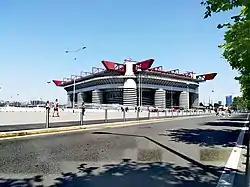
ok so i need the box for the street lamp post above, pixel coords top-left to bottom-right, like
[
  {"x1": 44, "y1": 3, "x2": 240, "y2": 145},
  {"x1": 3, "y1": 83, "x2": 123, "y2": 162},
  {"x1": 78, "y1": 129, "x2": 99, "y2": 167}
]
[
  {"x1": 209, "y1": 90, "x2": 214, "y2": 108},
  {"x1": 65, "y1": 45, "x2": 87, "y2": 112},
  {"x1": 137, "y1": 68, "x2": 142, "y2": 107},
  {"x1": 171, "y1": 85, "x2": 173, "y2": 109},
  {"x1": 72, "y1": 77, "x2": 76, "y2": 111},
  {"x1": 65, "y1": 46, "x2": 86, "y2": 54},
  {"x1": 140, "y1": 71, "x2": 142, "y2": 107},
  {"x1": 186, "y1": 83, "x2": 190, "y2": 109}
]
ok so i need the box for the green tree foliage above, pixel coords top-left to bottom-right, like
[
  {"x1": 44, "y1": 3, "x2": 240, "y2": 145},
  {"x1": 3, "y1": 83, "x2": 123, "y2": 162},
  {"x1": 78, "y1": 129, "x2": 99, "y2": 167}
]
[
  {"x1": 231, "y1": 96, "x2": 248, "y2": 110},
  {"x1": 201, "y1": 0, "x2": 250, "y2": 108}
]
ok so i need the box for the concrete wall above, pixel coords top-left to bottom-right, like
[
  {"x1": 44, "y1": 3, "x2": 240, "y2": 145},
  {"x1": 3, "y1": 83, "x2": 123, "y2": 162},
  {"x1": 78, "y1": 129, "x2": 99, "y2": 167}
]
[{"x1": 179, "y1": 91, "x2": 189, "y2": 109}]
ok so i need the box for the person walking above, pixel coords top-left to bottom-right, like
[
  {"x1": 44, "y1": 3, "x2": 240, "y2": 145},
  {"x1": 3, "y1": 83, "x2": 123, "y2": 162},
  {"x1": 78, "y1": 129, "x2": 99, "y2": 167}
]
[
  {"x1": 45, "y1": 100, "x2": 50, "y2": 111},
  {"x1": 53, "y1": 99, "x2": 59, "y2": 117},
  {"x1": 81, "y1": 101, "x2": 86, "y2": 116}
]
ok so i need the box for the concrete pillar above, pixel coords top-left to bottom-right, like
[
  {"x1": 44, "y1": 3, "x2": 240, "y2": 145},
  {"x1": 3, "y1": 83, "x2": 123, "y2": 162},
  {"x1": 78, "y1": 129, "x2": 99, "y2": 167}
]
[
  {"x1": 67, "y1": 93, "x2": 73, "y2": 108},
  {"x1": 92, "y1": 89, "x2": 102, "y2": 104},
  {"x1": 123, "y1": 79, "x2": 137, "y2": 107},
  {"x1": 192, "y1": 93, "x2": 199, "y2": 108},
  {"x1": 155, "y1": 89, "x2": 166, "y2": 108},
  {"x1": 179, "y1": 91, "x2": 189, "y2": 109}
]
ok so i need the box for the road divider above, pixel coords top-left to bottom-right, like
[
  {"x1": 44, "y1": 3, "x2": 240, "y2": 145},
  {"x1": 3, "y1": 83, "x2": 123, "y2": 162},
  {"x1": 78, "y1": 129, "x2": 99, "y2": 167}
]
[{"x1": 0, "y1": 114, "x2": 212, "y2": 140}]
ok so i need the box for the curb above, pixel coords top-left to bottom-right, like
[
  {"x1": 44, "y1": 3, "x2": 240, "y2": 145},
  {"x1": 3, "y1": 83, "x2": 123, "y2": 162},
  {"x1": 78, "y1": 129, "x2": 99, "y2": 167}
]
[{"x1": 0, "y1": 114, "x2": 212, "y2": 139}]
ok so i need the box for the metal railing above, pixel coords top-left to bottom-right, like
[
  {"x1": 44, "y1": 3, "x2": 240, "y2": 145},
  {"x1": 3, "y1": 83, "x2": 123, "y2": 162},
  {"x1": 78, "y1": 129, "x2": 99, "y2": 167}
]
[{"x1": 43, "y1": 107, "x2": 209, "y2": 129}]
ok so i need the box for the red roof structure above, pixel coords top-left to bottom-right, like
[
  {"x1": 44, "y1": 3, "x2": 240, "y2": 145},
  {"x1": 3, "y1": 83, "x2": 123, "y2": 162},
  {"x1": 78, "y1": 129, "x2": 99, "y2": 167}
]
[{"x1": 52, "y1": 59, "x2": 217, "y2": 87}]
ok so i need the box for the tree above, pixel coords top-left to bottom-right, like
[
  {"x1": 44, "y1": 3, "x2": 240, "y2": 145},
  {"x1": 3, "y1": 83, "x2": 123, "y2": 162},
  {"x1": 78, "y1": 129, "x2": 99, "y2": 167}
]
[
  {"x1": 231, "y1": 96, "x2": 248, "y2": 110},
  {"x1": 201, "y1": 0, "x2": 250, "y2": 108}
]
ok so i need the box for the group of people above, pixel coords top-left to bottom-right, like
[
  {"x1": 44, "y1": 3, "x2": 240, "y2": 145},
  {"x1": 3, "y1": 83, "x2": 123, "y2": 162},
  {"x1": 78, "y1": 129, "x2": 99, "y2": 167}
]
[
  {"x1": 45, "y1": 100, "x2": 86, "y2": 117},
  {"x1": 45, "y1": 99, "x2": 60, "y2": 117},
  {"x1": 214, "y1": 107, "x2": 232, "y2": 117}
]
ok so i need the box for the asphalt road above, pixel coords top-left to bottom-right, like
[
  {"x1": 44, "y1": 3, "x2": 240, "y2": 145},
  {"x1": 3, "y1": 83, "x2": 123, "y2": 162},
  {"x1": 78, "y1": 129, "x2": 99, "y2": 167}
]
[
  {"x1": 0, "y1": 114, "x2": 248, "y2": 187},
  {"x1": 0, "y1": 113, "x2": 201, "y2": 132}
]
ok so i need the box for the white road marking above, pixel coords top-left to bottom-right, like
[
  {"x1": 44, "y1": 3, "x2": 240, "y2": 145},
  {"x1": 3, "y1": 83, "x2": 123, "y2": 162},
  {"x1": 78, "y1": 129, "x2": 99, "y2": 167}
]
[{"x1": 216, "y1": 113, "x2": 249, "y2": 187}]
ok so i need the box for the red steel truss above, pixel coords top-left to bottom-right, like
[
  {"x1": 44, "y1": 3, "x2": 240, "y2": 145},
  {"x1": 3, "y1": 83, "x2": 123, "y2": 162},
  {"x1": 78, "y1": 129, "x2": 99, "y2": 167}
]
[
  {"x1": 80, "y1": 71, "x2": 92, "y2": 77},
  {"x1": 196, "y1": 73, "x2": 217, "y2": 81},
  {"x1": 92, "y1": 67, "x2": 105, "y2": 74},
  {"x1": 52, "y1": 58, "x2": 217, "y2": 86}
]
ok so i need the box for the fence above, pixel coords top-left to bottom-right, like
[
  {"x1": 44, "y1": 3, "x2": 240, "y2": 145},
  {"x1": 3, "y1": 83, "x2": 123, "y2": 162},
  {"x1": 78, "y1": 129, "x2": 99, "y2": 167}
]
[
  {"x1": 43, "y1": 108, "x2": 208, "y2": 129},
  {"x1": 0, "y1": 107, "x2": 211, "y2": 132}
]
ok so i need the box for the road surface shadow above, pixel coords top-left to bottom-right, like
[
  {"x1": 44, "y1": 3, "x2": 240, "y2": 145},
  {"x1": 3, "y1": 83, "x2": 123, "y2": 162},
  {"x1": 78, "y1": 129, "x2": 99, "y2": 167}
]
[
  {"x1": 0, "y1": 159, "x2": 246, "y2": 187},
  {"x1": 0, "y1": 131, "x2": 247, "y2": 187},
  {"x1": 165, "y1": 128, "x2": 248, "y2": 147},
  {"x1": 218, "y1": 118, "x2": 248, "y2": 122},
  {"x1": 202, "y1": 120, "x2": 246, "y2": 128},
  {"x1": 92, "y1": 131, "x2": 220, "y2": 175}
]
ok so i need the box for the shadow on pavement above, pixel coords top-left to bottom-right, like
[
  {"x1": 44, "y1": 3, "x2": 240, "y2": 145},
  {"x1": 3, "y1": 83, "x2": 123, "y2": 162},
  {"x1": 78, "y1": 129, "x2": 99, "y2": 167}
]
[
  {"x1": 165, "y1": 128, "x2": 247, "y2": 147},
  {"x1": 164, "y1": 114, "x2": 249, "y2": 147},
  {"x1": 0, "y1": 159, "x2": 231, "y2": 187},
  {"x1": 92, "y1": 132, "x2": 220, "y2": 175},
  {"x1": 0, "y1": 131, "x2": 247, "y2": 187},
  {"x1": 202, "y1": 120, "x2": 246, "y2": 128},
  {"x1": 218, "y1": 118, "x2": 248, "y2": 122}
]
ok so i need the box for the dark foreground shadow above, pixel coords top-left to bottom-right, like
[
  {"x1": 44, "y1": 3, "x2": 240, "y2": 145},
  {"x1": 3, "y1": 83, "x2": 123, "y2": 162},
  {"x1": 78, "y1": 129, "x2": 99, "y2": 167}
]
[
  {"x1": 203, "y1": 120, "x2": 246, "y2": 128},
  {"x1": 165, "y1": 128, "x2": 248, "y2": 147},
  {"x1": 1, "y1": 159, "x2": 246, "y2": 187},
  {"x1": 218, "y1": 118, "x2": 248, "y2": 122},
  {"x1": 0, "y1": 130, "x2": 247, "y2": 187}
]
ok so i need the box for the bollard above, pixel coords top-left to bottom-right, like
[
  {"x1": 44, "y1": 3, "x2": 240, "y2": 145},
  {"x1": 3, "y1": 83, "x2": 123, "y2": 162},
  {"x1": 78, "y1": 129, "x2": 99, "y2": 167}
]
[
  {"x1": 148, "y1": 110, "x2": 150, "y2": 119},
  {"x1": 171, "y1": 110, "x2": 173, "y2": 118},
  {"x1": 157, "y1": 110, "x2": 159, "y2": 119},
  {"x1": 45, "y1": 108, "x2": 50, "y2": 128},
  {"x1": 105, "y1": 108, "x2": 108, "y2": 123},
  {"x1": 123, "y1": 110, "x2": 126, "y2": 122},
  {"x1": 137, "y1": 110, "x2": 140, "y2": 121},
  {"x1": 80, "y1": 109, "x2": 84, "y2": 125},
  {"x1": 165, "y1": 110, "x2": 167, "y2": 117}
]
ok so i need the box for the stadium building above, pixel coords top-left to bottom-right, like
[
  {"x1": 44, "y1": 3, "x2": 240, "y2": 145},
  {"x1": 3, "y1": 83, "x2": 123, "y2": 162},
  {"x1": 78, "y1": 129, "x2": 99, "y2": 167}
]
[{"x1": 53, "y1": 59, "x2": 217, "y2": 109}]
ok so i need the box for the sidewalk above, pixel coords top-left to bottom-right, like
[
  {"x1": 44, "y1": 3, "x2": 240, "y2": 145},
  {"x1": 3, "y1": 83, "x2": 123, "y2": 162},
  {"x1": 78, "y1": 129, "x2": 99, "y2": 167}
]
[{"x1": 0, "y1": 109, "x2": 203, "y2": 126}]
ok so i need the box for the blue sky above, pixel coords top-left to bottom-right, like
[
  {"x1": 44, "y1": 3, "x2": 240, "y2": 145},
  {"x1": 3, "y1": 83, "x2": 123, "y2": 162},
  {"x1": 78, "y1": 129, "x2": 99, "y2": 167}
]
[{"x1": 0, "y1": 0, "x2": 241, "y2": 104}]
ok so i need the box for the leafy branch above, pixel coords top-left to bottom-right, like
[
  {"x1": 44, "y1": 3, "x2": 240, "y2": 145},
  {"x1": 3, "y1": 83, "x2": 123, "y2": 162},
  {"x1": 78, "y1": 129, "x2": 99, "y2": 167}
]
[{"x1": 201, "y1": 0, "x2": 250, "y2": 108}]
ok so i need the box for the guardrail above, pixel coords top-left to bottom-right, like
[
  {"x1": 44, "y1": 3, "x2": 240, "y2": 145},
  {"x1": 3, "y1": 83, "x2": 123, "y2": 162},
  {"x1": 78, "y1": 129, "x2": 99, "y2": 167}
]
[
  {"x1": 0, "y1": 107, "x2": 212, "y2": 133},
  {"x1": 43, "y1": 108, "x2": 209, "y2": 129}
]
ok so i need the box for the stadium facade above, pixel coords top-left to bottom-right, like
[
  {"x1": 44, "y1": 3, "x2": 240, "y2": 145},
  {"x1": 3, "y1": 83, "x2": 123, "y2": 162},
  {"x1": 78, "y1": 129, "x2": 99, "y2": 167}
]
[{"x1": 53, "y1": 59, "x2": 217, "y2": 109}]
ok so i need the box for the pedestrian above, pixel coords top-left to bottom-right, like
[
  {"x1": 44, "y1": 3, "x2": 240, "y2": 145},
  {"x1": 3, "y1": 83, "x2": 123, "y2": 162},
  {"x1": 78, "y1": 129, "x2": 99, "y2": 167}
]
[
  {"x1": 45, "y1": 100, "x2": 50, "y2": 111},
  {"x1": 81, "y1": 101, "x2": 85, "y2": 116},
  {"x1": 53, "y1": 99, "x2": 59, "y2": 117},
  {"x1": 125, "y1": 107, "x2": 128, "y2": 112}
]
